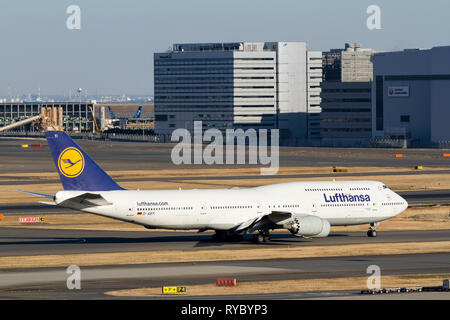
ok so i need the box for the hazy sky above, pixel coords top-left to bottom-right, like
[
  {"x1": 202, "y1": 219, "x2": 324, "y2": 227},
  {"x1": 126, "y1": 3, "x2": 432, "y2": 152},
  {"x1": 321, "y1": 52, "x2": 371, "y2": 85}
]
[{"x1": 1, "y1": 0, "x2": 449, "y2": 96}]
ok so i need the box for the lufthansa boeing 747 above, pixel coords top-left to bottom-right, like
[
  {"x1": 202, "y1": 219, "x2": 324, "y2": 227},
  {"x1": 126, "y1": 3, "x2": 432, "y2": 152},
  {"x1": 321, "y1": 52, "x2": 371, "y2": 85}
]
[{"x1": 20, "y1": 131, "x2": 408, "y2": 242}]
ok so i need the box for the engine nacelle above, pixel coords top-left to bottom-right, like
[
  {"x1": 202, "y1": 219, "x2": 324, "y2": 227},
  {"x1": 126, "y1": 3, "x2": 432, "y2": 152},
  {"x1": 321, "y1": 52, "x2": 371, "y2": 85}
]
[{"x1": 287, "y1": 215, "x2": 330, "y2": 238}]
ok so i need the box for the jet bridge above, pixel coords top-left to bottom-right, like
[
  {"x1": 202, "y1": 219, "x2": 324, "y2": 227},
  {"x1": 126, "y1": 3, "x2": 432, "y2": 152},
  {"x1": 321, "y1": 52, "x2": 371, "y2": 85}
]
[
  {"x1": 0, "y1": 115, "x2": 41, "y2": 132},
  {"x1": 0, "y1": 107, "x2": 64, "y2": 132}
]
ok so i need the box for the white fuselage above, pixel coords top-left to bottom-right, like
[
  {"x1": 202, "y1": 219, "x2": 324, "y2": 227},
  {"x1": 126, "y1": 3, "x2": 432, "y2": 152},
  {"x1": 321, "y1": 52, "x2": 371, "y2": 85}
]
[{"x1": 55, "y1": 180, "x2": 408, "y2": 232}]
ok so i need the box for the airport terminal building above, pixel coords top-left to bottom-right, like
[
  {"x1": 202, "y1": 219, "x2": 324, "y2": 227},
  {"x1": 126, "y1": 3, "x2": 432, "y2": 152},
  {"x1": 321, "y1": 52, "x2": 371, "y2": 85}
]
[
  {"x1": 154, "y1": 42, "x2": 322, "y2": 145},
  {"x1": 372, "y1": 46, "x2": 450, "y2": 145},
  {"x1": 0, "y1": 102, "x2": 95, "y2": 132}
]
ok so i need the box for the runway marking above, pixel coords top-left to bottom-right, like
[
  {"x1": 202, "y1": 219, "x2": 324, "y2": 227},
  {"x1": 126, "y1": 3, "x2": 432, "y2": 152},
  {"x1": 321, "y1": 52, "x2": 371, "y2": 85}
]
[
  {"x1": 1, "y1": 241, "x2": 449, "y2": 269},
  {"x1": 0, "y1": 265, "x2": 287, "y2": 290}
]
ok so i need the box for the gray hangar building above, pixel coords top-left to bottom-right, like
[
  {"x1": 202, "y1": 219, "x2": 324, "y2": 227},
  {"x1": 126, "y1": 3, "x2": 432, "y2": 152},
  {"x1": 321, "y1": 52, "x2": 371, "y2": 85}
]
[{"x1": 372, "y1": 45, "x2": 450, "y2": 145}]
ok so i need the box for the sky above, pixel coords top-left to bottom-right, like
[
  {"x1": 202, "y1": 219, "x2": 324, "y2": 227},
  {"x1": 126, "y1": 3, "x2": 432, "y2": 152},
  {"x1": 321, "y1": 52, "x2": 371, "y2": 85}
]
[{"x1": 1, "y1": 0, "x2": 449, "y2": 97}]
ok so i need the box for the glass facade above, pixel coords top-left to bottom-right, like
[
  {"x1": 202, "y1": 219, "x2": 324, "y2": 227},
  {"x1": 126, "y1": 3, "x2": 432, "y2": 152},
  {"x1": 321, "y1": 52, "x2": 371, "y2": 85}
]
[{"x1": 0, "y1": 103, "x2": 95, "y2": 132}]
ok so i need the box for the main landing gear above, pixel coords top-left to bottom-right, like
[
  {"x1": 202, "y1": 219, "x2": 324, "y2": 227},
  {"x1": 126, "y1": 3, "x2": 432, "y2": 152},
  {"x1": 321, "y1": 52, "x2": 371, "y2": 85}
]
[
  {"x1": 252, "y1": 229, "x2": 271, "y2": 243},
  {"x1": 211, "y1": 229, "x2": 271, "y2": 243},
  {"x1": 367, "y1": 222, "x2": 379, "y2": 237}
]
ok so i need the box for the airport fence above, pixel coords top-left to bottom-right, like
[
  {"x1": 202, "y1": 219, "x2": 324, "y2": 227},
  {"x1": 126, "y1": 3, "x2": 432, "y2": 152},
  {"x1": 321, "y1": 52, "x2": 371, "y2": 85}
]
[
  {"x1": 0, "y1": 131, "x2": 161, "y2": 142},
  {"x1": 0, "y1": 131, "x2": 98, "y2": 140},
  {"x1": 4, "y1": 131, "x2": 450, "y2": 149},
  {"x1": 0, "y1": 131, "x2": 46, "y2": 138},
  {"x1": 306, "y1": 138, "x2": 408, "y2": 148},
  {"x1": 434, "y1": 141, "x2": 450, "y2": 149},
  {"x1": 369, "y1": 139, "x2": 408, "y2": 148},
  {"x1": 103, "y1": 133, "x2": 160, "y2": 142}
]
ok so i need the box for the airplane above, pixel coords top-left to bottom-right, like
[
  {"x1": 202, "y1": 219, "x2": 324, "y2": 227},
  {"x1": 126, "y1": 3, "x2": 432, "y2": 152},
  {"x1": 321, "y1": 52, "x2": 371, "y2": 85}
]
[{"x1": 19, "y1": 131, "x2": 408, "y2": 242}]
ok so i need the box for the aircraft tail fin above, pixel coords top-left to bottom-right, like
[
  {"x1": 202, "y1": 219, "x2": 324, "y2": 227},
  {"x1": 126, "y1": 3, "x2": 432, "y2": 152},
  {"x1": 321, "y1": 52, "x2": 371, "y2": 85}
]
[
  {"x1": 45, "y1": 131, "x2": 124, "y2": 191},
  {"x1": 107, "y1": 106, "x2": 116, "y2": 119},
  {"x1": 134, "y1": 106, "x2": 142, "y2": 119}
]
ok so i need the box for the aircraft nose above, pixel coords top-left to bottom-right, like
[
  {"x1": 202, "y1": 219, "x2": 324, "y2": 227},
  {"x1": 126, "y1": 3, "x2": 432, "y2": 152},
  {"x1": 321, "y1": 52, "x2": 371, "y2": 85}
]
[
  {"x1": 402, "y1": 197, "x2": 409, "y2": 211},
  {"x1": 398, "y1": 193, "x2": 408, "y2": 212}
]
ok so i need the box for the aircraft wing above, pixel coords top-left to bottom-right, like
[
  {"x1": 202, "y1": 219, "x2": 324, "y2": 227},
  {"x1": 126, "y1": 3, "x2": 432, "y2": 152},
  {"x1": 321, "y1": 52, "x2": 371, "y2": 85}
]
[
  {"x1": 232, "y1": 211, "x2": 290, "y2": 232},
  {"x1": 266, "y1": 211, "x2": 294, "y2": 224},
  {"x1": 235, "y1": 215, "x2": 265, "y2": 231},
  {"x1": 236, "y1": 210, "x2": 312, "y2": 234}
]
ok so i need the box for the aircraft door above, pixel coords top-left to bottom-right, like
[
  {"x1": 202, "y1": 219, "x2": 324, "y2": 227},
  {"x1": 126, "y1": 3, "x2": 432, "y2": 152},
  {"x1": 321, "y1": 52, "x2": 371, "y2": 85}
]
[
  {"x1": 126, "y1": 204, "x2": 135, "y2": 217},
  {"x1": 371, "y1": 198, "x2": 379, "y2": 214},
  {"x1": 198, "y1": 202, "x2": 210, "y2": 220},
  {"x1": 256, "y1": 201, "x2": 263, "y2": 215},
  {"x1": 200, "y1": 202, "x2": 208, "y2": 214}
]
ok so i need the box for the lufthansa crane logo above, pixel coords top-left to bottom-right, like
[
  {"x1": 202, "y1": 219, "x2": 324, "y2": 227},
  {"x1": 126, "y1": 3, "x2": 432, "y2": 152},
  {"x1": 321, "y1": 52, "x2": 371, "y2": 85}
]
[{"x1": 58, "y1": 147, "x2": 85, "y2": 178}]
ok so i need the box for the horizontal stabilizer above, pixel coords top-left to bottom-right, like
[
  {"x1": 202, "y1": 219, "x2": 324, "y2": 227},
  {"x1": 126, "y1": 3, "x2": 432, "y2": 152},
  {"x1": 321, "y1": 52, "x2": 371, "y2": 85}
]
[
  {"x1": 38, "y1": 201, "x2": 57, "y2": 206},
  {"x1": 59, "y1": 192, "x2": 112, "y2": 207},
  {"x1": 17, "y1": 190, "x2": 54, "y2": 199}
]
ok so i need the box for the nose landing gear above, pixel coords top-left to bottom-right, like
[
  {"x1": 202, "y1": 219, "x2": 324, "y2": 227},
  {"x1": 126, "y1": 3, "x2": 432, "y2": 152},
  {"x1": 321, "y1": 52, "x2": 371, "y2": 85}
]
[{"x1": 367, "y1": 222, "x2": 379, "y2": 237}]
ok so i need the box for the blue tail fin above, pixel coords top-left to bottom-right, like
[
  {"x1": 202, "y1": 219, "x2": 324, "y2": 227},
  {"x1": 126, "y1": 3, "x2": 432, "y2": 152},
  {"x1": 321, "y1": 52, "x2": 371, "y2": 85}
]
[
  {"x1": 108, "y1": 106, "x2": 116, "y2": 119},
  {"x1": 134, "y1": 106, "x2": 142, "y2": 119},
  {"x1": 45, "y1": 131, "x2": 124, "y2": 191}
]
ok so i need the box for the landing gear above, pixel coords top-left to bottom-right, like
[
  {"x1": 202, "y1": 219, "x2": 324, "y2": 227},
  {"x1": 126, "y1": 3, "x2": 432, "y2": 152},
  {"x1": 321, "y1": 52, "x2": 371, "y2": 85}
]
[
  {"x1": 212, "y1": 230, "x2": 226, "y2": 242},
  {"x1": 253, "y1": 230, "x2": 271, "y2": 243},
  {"x1": 367, "y1": 229, "x2": 377, "y2": 237},
  {"x1": 367, "y1": 222, "x2": 379, "y2": 237}
]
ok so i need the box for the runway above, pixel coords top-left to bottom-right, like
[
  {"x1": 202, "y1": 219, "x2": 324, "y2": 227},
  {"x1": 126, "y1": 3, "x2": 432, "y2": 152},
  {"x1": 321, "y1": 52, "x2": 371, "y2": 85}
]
[
  {"x1": 2, "y1": 138, "x2": 450, "y2": 174},
  {"x1": 1, "y1": 228, "x2": 449, "y2": 257},
  {"x1": 3, "y1": 169, "x2": 450, "y2": 187},
  {"x1": 1, "y1": 138, "x2": 449, "y2": 300},
  {"x1": 0, "y1": 225, "x2": 448, "y2": 299},
  {"x1": 0, "y1": 252, "x2": 449, "y2": 299}
]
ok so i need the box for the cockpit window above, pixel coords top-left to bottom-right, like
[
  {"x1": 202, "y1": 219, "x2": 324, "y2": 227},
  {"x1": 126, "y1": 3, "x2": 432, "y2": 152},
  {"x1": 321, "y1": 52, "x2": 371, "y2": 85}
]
[{"x1": 382, "y1": 185, "x2": 388, "y2": 189}]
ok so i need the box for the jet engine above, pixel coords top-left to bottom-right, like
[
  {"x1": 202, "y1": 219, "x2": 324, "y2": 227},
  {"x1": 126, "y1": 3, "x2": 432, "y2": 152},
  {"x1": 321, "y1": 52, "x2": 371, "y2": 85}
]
[{"x1": 287, "y1": 215, "x2": 330, "y2": 238}]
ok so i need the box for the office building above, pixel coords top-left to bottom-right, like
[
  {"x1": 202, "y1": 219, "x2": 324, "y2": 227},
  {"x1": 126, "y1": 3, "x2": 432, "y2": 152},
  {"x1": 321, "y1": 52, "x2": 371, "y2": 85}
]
[
  {"x1": 154, "y1": 42, "x2": 321, "y2": 145},
  {"x1": 320, "y1": 82, "x2": 372, "y2": 145},
  {"x1": 320, "y1": 43, "x2": 377, "y2": 145},
  {"x1": 323, "y1": 43, "x2": 375, "y2": 82},
  {"x1": 307, "y1": 51, "x2": 323, "y2": 139}
]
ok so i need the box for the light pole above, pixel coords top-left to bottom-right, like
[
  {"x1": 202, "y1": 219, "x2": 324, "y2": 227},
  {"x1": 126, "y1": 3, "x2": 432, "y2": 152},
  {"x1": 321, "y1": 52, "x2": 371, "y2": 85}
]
[{"x1": 77, "y1": 88, "x2": 82, "y2": 103}]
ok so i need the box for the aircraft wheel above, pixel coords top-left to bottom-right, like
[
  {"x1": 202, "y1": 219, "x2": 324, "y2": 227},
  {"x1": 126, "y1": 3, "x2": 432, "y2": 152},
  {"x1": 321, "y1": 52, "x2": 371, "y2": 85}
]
[
  {"x1": 254, "y1": 234, "x2": 265, "y2": 243},
  {"x1": 367, "y1": 229, "x2": 377, "y2": 237},
  {"x1": 254, "y1": 232, "x2": 270, "y2": 243},
  {"x1": 212, "y1": 231, "x2": 225, "y2": 242}
]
